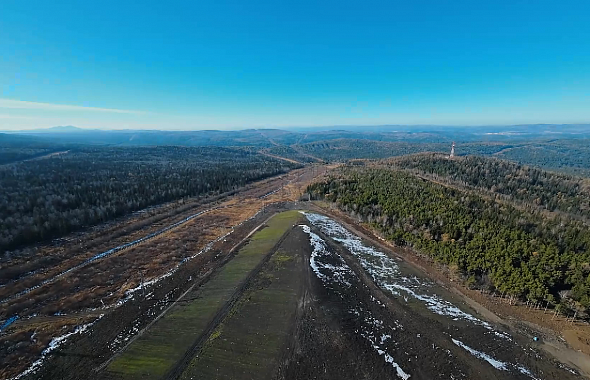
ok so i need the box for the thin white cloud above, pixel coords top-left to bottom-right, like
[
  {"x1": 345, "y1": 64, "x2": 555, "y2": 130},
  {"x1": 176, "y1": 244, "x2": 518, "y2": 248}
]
[
  {"x1": 0, "y1": 99, "x2": 146, "y2": 114},
  {"x1": 0, "y1": 114, "x2": 38, "y2": 119}
]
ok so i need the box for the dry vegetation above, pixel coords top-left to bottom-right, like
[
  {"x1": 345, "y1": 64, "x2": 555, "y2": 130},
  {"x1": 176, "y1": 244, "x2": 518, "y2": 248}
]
[{"x1": 0, "y1": 165, "x2": 328, "y2": 380}]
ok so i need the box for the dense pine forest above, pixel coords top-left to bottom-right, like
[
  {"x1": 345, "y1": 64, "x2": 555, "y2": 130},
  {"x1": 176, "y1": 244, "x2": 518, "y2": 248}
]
[
  {"x1": 0, "y1": 146, "x2": 298, "y2": 252},
  {"x1": 390, "y1": 154, "x2": 590, "y2": 219},
  {"x1": 495, "y1": 139, "x2": 590, "y2": 176},
  {"x1": 308, "y1": 164, "x2": 590, "y2": 318}
]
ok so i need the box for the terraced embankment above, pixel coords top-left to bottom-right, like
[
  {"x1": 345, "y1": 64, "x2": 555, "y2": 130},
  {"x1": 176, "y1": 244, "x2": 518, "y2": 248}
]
[
  {"x1": 102, "y1": 211, "x2": 303, "y2": 380},
  {"x1": 179, "y1": 227, "x2": 307, "y2": 380}
]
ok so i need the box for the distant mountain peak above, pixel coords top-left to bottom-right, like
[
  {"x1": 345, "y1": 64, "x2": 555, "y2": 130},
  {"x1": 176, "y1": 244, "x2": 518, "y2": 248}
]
[
  {"x1": 47, "y1": 125, "x2": 83, "y2": 132},
  {"x1": 17, "y1": 125, "x2": 88, "y2": 134}
]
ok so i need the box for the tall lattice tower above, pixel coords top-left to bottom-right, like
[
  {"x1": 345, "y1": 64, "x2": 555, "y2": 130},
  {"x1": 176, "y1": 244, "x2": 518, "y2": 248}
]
[{"x1": 449, "y1": 142, "x2": 455, "y2": 159}]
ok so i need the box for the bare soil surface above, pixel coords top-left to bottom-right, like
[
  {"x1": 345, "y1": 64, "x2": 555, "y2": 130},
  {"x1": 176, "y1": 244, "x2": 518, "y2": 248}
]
[
  {"x1": 310, "y1": 202, "x2": 590, "y2": 378},
  {"x1": 8, "y1": 204, "x2": 583, "y2": 380}
]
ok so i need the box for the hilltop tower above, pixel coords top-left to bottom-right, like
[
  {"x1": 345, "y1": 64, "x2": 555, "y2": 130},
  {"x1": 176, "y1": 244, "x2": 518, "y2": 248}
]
[{"x1": 449, "y1": 142, "x2": 455, "y2": 159}]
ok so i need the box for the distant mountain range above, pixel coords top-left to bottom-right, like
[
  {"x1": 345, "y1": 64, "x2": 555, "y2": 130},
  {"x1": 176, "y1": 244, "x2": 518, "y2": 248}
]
[
  {"x1": 28, "y1": 125, "x2": 87, "y2": 133},
  {"x1": 2, "y1": 124, "x2": 589, "y2": 148}
]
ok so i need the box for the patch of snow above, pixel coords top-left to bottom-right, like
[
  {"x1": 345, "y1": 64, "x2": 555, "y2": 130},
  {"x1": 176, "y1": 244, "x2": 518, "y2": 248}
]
[
  {"x1": 557, "y1": 363, "x2": 578, "y2": 375},
  {"x1": 382, "y1": 351, "x2": 412, "y2": 380},
  {"x1": 492, "y1": 331, "x2": 512, "y2": 341},
  {"x1": 517, "y1": 365, "x2": 541, "y2": 380},
  {"x1": 9, "y1": 315, "x2": 103, "y2": 380},
  {"x1": 302, "y1": 212, "x2": 513, "y2": 340},
  {"x1": 452, "y1": 338, "x2": 508, "y2": 371},
  {"x1": 452, "y1": 338, "x2": 541, "y2": 379},
  {"x1": 300, "y1": 225, "x2": 356, "y2": 288}
]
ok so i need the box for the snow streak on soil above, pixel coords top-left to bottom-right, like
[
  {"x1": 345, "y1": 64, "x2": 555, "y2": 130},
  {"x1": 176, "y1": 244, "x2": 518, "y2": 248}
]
[
  {"x1": 302, "y1": 212, "x2": 496, "y2": 328},
  {"x1": 356, "y1": 310, "x2": 411, "y2": 380},
  {"x1": 452, "y1": 339, "x2": 541, "y2": 380},
  {"x1": 9, "y1": 315, "x2": 104, "y2": 380},
  {"x1": 302, "y1": 225, "x2": 355, "y2": 288},
  {"x1": 452, "y1": 338, "x2": 508, "y2": 370},
  {"x1": 302, "y1": 212, "x2": 541, "y2": 380},
  {"x1": 300, "y1": 224, "x2": 411, "y2": 379}
]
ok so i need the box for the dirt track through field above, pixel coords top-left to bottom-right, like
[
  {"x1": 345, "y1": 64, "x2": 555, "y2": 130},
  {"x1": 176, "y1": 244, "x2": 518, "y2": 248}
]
[{"x1": 179, "y1": 224, "x2": 309, "y2": 380}]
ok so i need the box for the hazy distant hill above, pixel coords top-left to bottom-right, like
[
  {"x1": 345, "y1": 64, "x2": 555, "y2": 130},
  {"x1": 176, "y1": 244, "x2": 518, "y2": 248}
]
[
  {"x1": 3, "y1": 124, "x2": 590, "y2": 174},
  {"x1": 23, "y1": 125, "x2": 86, "y2": 133},
  {"x1": 7, "y1": 124, "x2": 590, "y2": 147},
  {"x1": 0, "y1": 133, "x2": 72, "y2": 164}
]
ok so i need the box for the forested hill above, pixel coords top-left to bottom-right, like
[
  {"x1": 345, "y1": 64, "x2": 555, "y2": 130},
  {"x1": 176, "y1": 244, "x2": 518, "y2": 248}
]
[
  {"x1": 5, "y1": 126, "x2": 590, "y2": 175},
  {"x1": 389, "y1": 154, "x2": 590, "y2": 220},
  {"x1": 261, "y1": 139, "x2": 525, "y2": 162},
  {"x1": 294, "y1": 139, "x2": 447, "y2": 161},
  {"x1": 0, "y1": 133, "x2": 72, "y2": 165},
  {"x1": 308, "y1": 166, "x2": 590, "y2": 319},
  {"x1": 257, "y1": 138, "x2": 590, "y2": 176}
]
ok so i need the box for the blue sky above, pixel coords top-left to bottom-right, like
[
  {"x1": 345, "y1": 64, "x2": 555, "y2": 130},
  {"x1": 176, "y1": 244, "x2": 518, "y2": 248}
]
[{"x1": 1, "y1": 0, "x2": 589, "y2": 130}]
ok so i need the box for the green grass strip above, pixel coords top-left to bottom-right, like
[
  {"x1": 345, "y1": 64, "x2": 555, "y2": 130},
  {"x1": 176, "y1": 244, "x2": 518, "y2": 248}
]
[
  {"x1": 106, "y1": 210, "x2": 303, "y2": 380},
  {"x1": 179, "y1": 243, "x2": 303, "y2": 380}
]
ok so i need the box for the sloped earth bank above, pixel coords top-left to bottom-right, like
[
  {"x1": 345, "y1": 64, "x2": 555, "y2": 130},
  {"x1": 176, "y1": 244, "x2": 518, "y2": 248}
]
[
  {"x1": 178, "y1": 227, "x2": 308, "y2": 380},
  {"x1": 282, "y1": 212, "x2": 579, "y2": 380}
]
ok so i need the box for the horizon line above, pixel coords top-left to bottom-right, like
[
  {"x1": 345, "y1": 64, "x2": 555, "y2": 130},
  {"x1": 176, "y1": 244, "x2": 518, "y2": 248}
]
[{"x1": 2, "y1": 123, "x2": 590, "y2": 133}]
